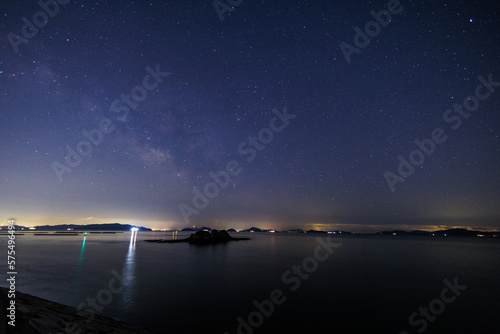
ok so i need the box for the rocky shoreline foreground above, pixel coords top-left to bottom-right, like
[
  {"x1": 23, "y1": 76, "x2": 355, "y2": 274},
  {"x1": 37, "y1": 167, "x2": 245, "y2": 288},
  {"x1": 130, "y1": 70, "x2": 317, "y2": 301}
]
[
  {"x1": 0, "y1": 287, "x2": 155, "y2": 334},
  {"x1": 145, "y1": 229, "x2": 250, "y2": 244}
]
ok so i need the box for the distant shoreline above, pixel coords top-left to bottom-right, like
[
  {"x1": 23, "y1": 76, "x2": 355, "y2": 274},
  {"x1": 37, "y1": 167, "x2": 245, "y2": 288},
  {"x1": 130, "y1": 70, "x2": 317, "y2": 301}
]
[{"x1": 0, "y1": 227, "x2": 498, "y2": 238}]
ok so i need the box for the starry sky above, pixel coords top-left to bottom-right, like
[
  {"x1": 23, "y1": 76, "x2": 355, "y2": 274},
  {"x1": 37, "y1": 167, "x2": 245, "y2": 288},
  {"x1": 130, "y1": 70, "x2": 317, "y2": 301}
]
[{"x1": 1, "y1": 0, "x2": 499, "y2": 232}]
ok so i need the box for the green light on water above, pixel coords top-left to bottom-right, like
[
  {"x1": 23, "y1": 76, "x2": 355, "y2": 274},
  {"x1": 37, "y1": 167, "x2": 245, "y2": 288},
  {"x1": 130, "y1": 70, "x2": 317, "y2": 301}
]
[{"x1": 80, "y1": 236, "x2": 86, "y2": 256}]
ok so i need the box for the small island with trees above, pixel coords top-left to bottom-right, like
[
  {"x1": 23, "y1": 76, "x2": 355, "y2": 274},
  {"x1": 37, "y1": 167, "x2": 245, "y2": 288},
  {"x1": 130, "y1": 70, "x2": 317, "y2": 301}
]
[{"x1": 144, "y1": 229, "x2": 250, "y2": 244}]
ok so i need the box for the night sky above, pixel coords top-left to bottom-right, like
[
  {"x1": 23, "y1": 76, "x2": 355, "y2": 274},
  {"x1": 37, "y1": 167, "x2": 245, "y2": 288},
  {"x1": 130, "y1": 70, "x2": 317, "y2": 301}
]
[{"x1": 1, "y1": 0, "x2": 499, "y2": 232}]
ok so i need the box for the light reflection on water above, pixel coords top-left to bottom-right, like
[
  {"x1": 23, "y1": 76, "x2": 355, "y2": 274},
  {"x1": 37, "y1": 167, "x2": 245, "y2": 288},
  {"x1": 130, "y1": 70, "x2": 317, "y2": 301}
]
[
  {"x1": 76, "y1": 233, "x2": 86, "y2": 280},
  {"x1": 2, "y1": 232, "x2": 499, "y2": 334},
  {"x1": 119, "y1": 230, "x2": 137, "y2": 311}
]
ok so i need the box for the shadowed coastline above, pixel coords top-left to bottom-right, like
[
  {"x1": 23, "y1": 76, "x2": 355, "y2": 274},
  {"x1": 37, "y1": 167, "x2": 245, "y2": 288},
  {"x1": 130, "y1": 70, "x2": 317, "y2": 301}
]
[
  {"x1": 144, "y1": 229, "x2": 250, "y2": 244},
  {"x1": 0, "y1": 287, "x2": 156, "y2": 334}
]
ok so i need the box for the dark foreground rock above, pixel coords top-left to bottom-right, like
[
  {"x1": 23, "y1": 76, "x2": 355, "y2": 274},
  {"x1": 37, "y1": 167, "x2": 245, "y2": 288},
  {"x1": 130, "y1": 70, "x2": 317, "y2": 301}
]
[
  {"x1": 144, "y1": 229, "x2": 250, "y2": 244},
  {"x1": 0, "y1": 287, "x2": 156, "y2": 334}
]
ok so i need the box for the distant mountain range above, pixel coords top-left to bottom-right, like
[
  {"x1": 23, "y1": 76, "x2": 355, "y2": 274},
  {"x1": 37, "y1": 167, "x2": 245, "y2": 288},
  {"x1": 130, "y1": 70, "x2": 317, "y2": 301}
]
[
  {"x1": 0, "y1": 223, "x2": 151, "y2": 231},
  {"x1": 0, "y1": 225, "x2": 498, "y2": 237},
  {"x1": 179, "y1": 227, "x2": 498, "y2": 237},
  {"x1": 376, "y1": 228, "x2": 499, "y2": 237}
]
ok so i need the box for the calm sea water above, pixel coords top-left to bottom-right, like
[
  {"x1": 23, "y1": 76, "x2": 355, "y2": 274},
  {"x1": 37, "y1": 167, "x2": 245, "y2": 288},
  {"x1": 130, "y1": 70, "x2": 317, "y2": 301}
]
[{"x1": 1, "y1": 232, "x2": 499, "y2": 333}]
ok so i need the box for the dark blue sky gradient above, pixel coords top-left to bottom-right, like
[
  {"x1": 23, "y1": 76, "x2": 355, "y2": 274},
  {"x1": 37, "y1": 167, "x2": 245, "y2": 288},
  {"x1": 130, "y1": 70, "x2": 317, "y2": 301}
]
[{"x1": 1, "y1": 1, "x2": 499, "y2": 231}]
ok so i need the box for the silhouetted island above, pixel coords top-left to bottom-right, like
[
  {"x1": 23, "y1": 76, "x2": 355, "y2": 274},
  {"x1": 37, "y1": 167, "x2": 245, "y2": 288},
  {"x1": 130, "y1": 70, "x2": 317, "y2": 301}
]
[
  {"x1": 376, "y1": 228, "x2": 499, "y2": 237},
  {"x1": 145, "y1": 229, "x2": 250, "y2": 244},
  {"x1": 0, "y1": 223, "x2": 151, "y2": 232}
]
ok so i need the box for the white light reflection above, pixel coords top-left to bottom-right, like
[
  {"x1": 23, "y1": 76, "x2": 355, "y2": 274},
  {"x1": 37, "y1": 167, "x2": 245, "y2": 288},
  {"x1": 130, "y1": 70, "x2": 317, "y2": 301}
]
[
  {"x1": 130, "y1": 227, "x2": 138, "y2": 243},
  {"x1": 121, "y1": 228, "x2": 137, "y2": 310}
]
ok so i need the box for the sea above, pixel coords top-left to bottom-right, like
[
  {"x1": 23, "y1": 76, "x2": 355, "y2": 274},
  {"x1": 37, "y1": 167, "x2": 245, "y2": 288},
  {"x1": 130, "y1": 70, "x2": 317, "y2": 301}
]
[{"x1": 1, "y1": 231, "x2": 499, "y2": 334}]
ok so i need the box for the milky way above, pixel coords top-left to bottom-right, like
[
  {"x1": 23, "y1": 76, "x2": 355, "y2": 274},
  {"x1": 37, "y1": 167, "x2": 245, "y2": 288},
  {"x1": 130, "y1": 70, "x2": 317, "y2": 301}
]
[{"x1": 1, "y1": 1, "x2": 499, "y2": 231}]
